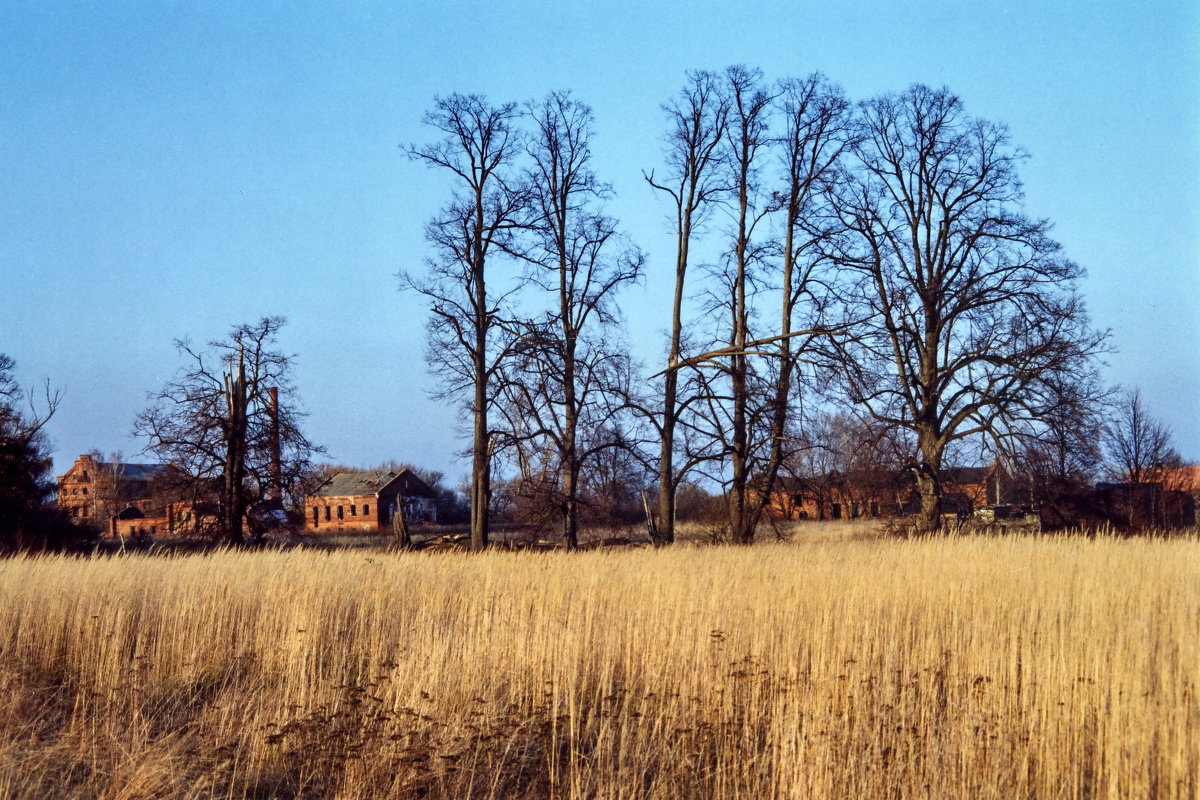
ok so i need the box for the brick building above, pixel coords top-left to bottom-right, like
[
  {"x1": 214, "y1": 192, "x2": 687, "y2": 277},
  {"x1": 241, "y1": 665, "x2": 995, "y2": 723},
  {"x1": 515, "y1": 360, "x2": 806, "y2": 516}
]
[
  {"x1": 56, "y1": 453, "x2": 192, "y2": 537},
  {"x1": 766, "y1": 463, "x2": 1010, "y2": 521},
  {"x1": 305, "y1": 469, "x2": 437, "y2": 533}
]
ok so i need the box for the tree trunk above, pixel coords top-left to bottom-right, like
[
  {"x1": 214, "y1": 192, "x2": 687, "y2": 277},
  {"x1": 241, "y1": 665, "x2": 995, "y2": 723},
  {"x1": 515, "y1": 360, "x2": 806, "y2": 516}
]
[
  {"x1": 392, "y1": 498, "x2": 411, "y2": 548},
  {"x1": 471, "y1": 351, "x2": 490, "y2": 550},
  {"x1": 223, "y1": 348, "x2": 248, "y2": 545},
  {"x1": 655, "y1": 217, "x2": 690, "y2": 546},
  {"x1": 915, "y1": 470, "x2": 941, "y2": 533},
  {"x1": 470, "y1": 198, "x2": 491, "y2": 550}
]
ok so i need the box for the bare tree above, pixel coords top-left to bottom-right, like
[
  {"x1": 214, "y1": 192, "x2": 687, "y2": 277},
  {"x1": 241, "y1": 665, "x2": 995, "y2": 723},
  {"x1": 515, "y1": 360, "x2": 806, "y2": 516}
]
[
  {"x1": 717, "y1": 65, "x2": 775, "y2": 544},
  {"x1": 755, "y1": 74, "x2": 854, "y2": 514},
  {"x1": 644, "y1": 70, "x2": 730, "y2": 544},
  {"x1": 652, "y1": 70, "x2": 853, "y2": 543},
  {"x1": 403, "y1": 94, "x2": 526, "y2": 549},
  {"x1": 135, "y1": 317, "x2": 321, "y2": 544},
  {"x1": 494, "y1": 91, "x2": 644, "y2": 549},
  {"x1": 1006, "y1": 368, "x2": 1109, "y2": 519},
  {"x1": 826, "y1": 85, "x2": 1106, "y2": 532},
  {"x1": 1104, "y1": 387, "x2": 1178, "y2": 484}
]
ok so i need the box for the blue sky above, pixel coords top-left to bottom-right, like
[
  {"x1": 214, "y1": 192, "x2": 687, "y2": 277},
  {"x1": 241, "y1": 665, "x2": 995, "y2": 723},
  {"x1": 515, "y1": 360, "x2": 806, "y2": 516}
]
[{"x1": 2, "y1": 1, "x2": 1197, "y2": 483}]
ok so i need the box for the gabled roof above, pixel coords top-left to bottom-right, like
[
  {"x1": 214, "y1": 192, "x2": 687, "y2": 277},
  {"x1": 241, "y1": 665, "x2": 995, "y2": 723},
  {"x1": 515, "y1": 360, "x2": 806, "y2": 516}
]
[{"x1": 312, "y1": 468, "x2": 435, "y2": 499}]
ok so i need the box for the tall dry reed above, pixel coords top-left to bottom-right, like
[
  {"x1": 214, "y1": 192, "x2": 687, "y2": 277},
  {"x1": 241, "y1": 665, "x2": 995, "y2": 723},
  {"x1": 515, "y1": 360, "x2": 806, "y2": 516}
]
[{"x1": 0, "y1": 533, "x2": 1196, "y2": 798}]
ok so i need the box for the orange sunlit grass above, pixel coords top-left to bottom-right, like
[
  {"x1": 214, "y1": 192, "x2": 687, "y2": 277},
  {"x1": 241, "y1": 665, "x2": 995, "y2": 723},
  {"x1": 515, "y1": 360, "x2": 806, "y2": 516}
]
[{"x1": 0, "y1": 532, "x2": 1196, "y2": 798}]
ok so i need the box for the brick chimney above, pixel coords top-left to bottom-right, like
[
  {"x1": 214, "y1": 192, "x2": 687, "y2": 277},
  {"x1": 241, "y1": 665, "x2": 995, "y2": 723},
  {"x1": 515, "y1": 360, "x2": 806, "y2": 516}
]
[{"x1": 268, "y1": 386, "x2": 282, "y2": 505}]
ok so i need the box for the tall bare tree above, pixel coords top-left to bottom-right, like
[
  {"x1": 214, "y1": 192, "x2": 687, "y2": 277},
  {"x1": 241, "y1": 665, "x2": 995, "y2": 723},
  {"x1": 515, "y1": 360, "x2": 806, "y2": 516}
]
[
  {"x1": 826, "y1": 85, "x2": 1106, "y2": 532},
  {"x1": 718, "y1": 65, "x2": 774, "y2": 544},
  {"x1": 659, "y1": 70, "x2": 853, "y2": 543},
  {"x1": 135, "y1": 317, "x2": 321, "y2": 544},
  {"x1": 403, "y1": 94, "x2": 526, "y2": 549},
  {"x1": 644, "y1": 69, "x2": 730, "y2": 544},
  {"x1": 496, "y1": 91, "x2": 644, "y2": 549}
]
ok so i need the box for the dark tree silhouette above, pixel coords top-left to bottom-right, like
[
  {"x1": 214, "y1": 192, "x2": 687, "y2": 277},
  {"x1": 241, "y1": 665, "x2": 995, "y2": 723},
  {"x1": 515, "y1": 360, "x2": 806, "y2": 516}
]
[
  {"x1": 644, "y1": 69, "x2": 731, "y2": 544},
  {"x1": 0, "y1": 353, "x2": 69, "y2": 550}
]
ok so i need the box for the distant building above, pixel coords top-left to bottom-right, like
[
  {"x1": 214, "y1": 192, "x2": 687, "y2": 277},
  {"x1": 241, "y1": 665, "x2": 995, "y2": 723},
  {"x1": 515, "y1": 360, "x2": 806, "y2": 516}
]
[
  {"x1": 765, "y1": 462, "x2": 1010, "y2": 521},
  {"x1": 1095, "y1": 464, "x2": 1200, "y2": 529},
  {"x1": 56, "y1": 453, "x2": 195, "y2": 538},
  {"x1": 304, "y1": 469, "x2": 437, "y2": 532}
]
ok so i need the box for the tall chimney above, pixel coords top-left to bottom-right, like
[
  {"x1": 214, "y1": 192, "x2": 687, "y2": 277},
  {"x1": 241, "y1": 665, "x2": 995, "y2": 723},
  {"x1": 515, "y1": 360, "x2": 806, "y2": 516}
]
[{"x1": 268, "y1": 386, "x2": 282, "y2": 505}]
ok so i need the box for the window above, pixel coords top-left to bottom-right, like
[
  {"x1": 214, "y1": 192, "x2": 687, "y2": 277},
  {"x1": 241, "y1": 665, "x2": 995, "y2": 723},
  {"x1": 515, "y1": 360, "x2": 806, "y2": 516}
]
[
  {"x1": 337, "y1": 506, "x2": 343, "y2": 520},
  {"x1": 324, "y1": 506, "x2": 331, "y2": 521},
  {"x1": 363, "y1": 504, "x2": 370, "y2": 517},
  {"x1": 149, "y1": 525, "x2": 156, "y2": 535},
  {"x1": 313, "y1": 506, "x2": 319, "y2": 525},
  {"x1": 83, "y1": 487, "x2": 88, "y2": 495},
  {"x1": 350, "y1": 504, "x2": 357, "y2": 516}
]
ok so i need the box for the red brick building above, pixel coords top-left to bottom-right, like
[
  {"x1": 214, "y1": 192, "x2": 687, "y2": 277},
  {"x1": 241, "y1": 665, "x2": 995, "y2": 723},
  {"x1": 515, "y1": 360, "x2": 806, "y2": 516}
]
[
  {"x1": 56, "y1": 453, "x2": 195, "y2": 537},
  {"x1": 305, "y1": 469, "x2": 437, "y2": 533},
  {"x1": 765, "y1": 463, "x2": 1009, "y2": 521}
]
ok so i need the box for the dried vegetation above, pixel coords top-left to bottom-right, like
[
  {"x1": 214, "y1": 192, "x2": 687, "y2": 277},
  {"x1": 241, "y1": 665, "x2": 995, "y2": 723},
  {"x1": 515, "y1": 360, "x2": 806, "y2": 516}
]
[{"x1": 0, "y1": 531, "x2": 1196, "y2": 798}]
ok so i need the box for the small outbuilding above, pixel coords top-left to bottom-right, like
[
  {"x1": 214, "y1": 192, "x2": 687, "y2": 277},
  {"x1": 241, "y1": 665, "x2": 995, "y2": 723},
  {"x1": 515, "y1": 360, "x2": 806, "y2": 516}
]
[{"x1": 305, "y1": 469, "x2": 437, "y2": 532}]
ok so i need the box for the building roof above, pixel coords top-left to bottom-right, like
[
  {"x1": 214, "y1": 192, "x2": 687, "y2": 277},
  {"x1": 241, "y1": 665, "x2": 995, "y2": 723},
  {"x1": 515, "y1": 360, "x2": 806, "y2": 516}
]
[
  {"x1": 312, "y1": 469, "x2": 435, "y2": 499},
  {"x1": 102, "y1": 462, "x2": 171, "y2": 481},
  {"x1": 63, "y1": 457, "x2": 171, "y2": 482}
]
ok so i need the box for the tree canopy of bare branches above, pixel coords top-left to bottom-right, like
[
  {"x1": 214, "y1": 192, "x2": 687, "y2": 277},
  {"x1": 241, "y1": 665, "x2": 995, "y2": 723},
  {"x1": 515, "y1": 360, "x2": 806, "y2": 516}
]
[
  {"x1": 494, "y1": 91, "x2": 643, "y2": 548},
  {"x1": 134, "y1": 317, "x2": 322, "y2": 544},
  {"x1": 403, "y1": 94, "x2": 527, "y2": 549},
  {"x1": 825, "y1": 84, "x2": 1107, "y2": 531},
  {"x1": 1104, "y1": 387, "x2": 1179, "y2": 485}
]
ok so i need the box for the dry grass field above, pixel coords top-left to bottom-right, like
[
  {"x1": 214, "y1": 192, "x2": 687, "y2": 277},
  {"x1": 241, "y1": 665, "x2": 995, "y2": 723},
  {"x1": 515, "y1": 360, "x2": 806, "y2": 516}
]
[{"x1": 0, "y1": 527, "x2": 1196, "y2": 799}]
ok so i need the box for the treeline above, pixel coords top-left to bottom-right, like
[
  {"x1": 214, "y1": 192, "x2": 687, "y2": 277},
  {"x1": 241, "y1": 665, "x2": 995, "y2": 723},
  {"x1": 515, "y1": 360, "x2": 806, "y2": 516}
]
[{"x1": 402, "y1": 66, "x2": 1164, "y2": 548}]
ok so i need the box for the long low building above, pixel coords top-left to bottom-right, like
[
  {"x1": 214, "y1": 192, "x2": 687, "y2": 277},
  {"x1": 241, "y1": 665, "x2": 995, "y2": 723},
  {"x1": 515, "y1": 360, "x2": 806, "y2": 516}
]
[{"x1": 305, "y1": 469, "x2": 437, "y2": 533}]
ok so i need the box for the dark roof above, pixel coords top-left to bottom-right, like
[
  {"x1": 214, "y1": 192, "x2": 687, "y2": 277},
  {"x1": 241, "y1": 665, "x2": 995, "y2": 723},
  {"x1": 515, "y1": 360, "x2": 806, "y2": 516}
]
[
  {"x1": 941, "y1": 466, "x2": 991, "y2": 484},
  {"x1": 772, "y1": 464, "x2": 997, "y2": 491},
  {"x1": 312, "y1": 469, "x2": 435, "y2": 499},
  {"x1": 102, "y1": 462, "x2": 172, "y2": 481},
  {"x1": 772, "y1": 469, "x2": 906, "y2": 492}
]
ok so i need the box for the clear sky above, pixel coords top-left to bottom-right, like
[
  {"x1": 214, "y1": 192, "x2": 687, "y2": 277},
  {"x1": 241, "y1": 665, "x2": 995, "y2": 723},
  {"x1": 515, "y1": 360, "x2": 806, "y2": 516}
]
[{"x1": 2, "y1": 0, "x2": 1198, "y2": 485}]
